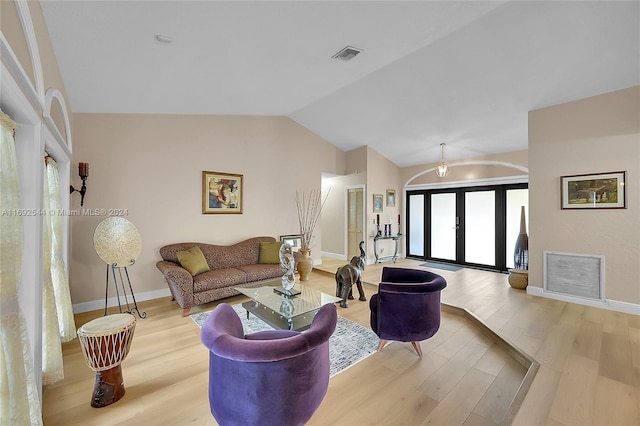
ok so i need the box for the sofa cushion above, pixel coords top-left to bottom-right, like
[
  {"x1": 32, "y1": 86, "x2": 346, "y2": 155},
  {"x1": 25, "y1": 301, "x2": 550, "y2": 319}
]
[
  {"x1": 176, "y1": 246, "x2": 210, "y2": 276},
  {"x1": 237, "y1": 264, "x2": 283, "y2": 283},
  {"x1": 194, "y1": 268, "x2": 247, "y2": 293},
  {"x1": 259, "y1": 241, "x2": 282, "y2": 264}
]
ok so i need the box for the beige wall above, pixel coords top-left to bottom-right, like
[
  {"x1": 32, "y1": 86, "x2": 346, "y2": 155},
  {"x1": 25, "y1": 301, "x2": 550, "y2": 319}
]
[
  {"x1": 70, "y1": 114, "x2": 345, "y2": 305},
  {"x1": 321, "y1": 172, "x2": 366, "y2": 258},
  {"x1": 345, "y1": 145, "x2": 368, "y2": 176},
  {"x1": 529, "y1": 86, "x2": 640, "y2": 305},
  {"x1": 320, "y1": 145, "x2": 404, "y2": 263},
  {"x1": 365, "y1": 146, "x2": 403, "y2": 260}
]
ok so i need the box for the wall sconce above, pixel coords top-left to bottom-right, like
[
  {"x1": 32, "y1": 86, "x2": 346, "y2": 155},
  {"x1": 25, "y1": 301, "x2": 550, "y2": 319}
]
[
  {"x1": 70, "y1": 162, "x2": 89, "y2": 206},
  {"x1": 435, "y1": 143, "x2": 449, "y2": 178}
]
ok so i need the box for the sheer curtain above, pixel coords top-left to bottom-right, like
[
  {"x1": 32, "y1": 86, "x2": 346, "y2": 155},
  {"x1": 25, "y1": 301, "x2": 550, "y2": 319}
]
[
  {"x1": 44, "y1": 159, "x2": 76, "y2": 342},
  {"x1": 41, "y1": 158, "x2": 77, "y2": 385},
  {"x1": 42, "y1": 158, "x2": 63, "y2": 385},
  {"x1": 0, "y1": 111, "x2": 43, "y2": 424}
]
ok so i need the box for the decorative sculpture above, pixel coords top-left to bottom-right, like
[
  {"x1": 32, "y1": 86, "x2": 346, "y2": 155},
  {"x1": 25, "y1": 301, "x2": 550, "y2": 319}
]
[
  {"x1": 93, "y1": 217, "x2": 146, "y2": 318},
  {"x1": 279, "y1": 242, "x2": 296, "y2": 293},
  {"x1": 335, "y1": 241, "x2": 366, "y2": 308},
  {"x1": 513, "y1": 206, "x2": 529, "y2": 269}
]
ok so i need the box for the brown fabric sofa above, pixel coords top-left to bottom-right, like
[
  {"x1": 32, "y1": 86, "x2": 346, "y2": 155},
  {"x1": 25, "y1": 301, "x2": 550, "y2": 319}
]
[{"x1": 156, "y1": 236, "x2": 282, "y2": 316}]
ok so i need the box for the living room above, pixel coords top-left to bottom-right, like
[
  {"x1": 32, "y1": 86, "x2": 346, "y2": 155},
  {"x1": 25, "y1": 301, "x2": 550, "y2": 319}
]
[{"x1": 1, "y1": 1, "x2": 638, "y2": 425}]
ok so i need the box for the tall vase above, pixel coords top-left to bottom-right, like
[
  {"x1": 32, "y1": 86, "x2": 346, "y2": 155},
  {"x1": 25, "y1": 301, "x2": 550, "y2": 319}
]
[
  {"x1": 297, "y1": 249, "x2": 313, "y2": 281},
  {"x1": 513, "y1": 206, "x2": 529, "y2": 270}
]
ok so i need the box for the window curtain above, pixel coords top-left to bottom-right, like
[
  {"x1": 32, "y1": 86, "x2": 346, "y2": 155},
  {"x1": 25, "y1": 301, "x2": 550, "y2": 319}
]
[
  {"x1": 0, "y1": 110, "x2": 43, "y2": 424},
  {"x1": 41, "y1": 159, "x2": 63, "y2": 385},
  {"x1": 42, "y1": 157, "x2": 77, "y2": 385},
  {"x1": 44, "y1": 158, "x2": 76, "y2": 342}
]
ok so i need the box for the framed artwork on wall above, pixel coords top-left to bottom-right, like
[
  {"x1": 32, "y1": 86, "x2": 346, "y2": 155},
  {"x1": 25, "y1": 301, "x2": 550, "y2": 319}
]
[
  {"x1": 202, "y1": 171, "x2": 243, "y2": 214},
  {"x1": 561, "y1": 171, "x2": 626, "y2": 209},
  {"x1": 373, "y1": 194, "x2": 383, "y2": 213},
  {"x1": 386, "y1": 189, "x2": 396, "y2": 207}
]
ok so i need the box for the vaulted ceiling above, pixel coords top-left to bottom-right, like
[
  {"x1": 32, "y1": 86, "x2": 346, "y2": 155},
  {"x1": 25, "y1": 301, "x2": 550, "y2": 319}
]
[{"x1": 41, "y1": 1, "x2": 639, "y2": 167}]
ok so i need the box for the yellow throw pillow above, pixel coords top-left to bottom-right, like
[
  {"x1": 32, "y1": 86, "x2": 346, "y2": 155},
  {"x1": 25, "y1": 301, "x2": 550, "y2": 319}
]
[
  {"x1": 259, "y1": 241, "x2": 282, "y2": 264},
  {"x1": 176, "y1": 246, "x2": 210, "y2": 276}
]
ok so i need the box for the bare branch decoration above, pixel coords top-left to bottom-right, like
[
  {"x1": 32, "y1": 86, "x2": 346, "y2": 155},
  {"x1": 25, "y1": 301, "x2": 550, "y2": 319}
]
[{"x1": 296, "y1": 188, "x2": 330, "y2": 250}]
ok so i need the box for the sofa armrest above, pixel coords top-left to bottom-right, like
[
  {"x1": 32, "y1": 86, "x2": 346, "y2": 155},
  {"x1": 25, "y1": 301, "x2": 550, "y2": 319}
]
[{"x1": 156, "y1": 260, "x2": 194, "y2": 312}]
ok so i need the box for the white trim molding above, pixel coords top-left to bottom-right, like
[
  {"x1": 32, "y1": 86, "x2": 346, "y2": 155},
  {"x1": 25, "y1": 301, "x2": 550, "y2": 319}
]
[
  {"x1": 73, "y1": 288, "x2": 173, "y2": 314},
  {"x1": 406, "y1": 174, "x2": 529, "y2": 191},
  {"x1": 44, "y1": 88, "x2": 73, "y2": 153},
  {"x1": 527, "y1": 286, "x2": 640, "y2": 315},
  {"x1": 321, "y1": 251, "x2": 347, "y2": 261},
  {"x1": 14, "y1": 0, "x2": 45, "y2": 107}
]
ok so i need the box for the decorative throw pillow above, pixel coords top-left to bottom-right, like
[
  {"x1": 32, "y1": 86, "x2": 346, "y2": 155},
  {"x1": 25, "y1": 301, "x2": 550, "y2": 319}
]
[
  {"x1": 259, "y1": 241, "x2": 282, "y2": 264},
  {"x1": 176, "y1": 246, "x2": 210, "y2": 276}
]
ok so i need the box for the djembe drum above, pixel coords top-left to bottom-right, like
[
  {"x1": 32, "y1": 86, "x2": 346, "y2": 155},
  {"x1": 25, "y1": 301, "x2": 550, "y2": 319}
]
[{"x1": 77, "y1": 313, "x2": 136, "y2": 407}]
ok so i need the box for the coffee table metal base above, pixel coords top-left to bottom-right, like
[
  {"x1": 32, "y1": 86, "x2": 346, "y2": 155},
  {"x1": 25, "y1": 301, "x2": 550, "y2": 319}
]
[{"x1": 241, "y1": 300, "x2": 318, "y2": 331}]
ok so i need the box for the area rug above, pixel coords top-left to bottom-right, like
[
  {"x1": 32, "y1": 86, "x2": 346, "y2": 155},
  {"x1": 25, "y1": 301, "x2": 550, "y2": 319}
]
[
  {"x1": 191, "y1": 304, "x2": 380, "y2": 377},
  {"x1": 420, "y1": 261, "x2": 463, "y2": 272}
]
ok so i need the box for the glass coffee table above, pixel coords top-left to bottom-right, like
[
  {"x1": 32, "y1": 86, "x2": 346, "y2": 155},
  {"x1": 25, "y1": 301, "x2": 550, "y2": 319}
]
[{"x1": 235, "y1": 280, "x2": 340, "y2": 331}]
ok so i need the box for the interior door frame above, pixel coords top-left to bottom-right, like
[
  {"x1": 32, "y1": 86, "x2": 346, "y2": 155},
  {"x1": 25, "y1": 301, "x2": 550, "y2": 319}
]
[{"x1": 344, "y1": 184, "x2": 365, "y2": 261}]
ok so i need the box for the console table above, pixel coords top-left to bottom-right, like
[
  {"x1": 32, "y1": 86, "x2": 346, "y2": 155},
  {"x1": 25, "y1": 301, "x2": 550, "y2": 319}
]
[{"x1": 373, "y1": 234, "x2": 402, "y2": 263}]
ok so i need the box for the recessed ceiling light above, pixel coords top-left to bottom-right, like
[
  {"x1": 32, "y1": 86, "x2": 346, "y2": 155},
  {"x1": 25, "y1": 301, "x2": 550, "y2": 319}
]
[
  {"x1": 154, "y1": 34, "x2": 173, "y2": 44},
  {"x1": 332, "y1": 46, "x2": 362, "y2": 61}
]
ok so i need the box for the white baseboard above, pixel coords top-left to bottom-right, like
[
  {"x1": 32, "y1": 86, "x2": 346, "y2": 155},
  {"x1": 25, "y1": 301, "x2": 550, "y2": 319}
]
[
  {"x1": 527, "y1": 286, "x2": 640, "y2": 315},
  {"x1": 320, "y1": 251, "x2": 347, "y2": 261},
  {"x1": 73, "y1": 288, "x2": 172, "y2": 314}
]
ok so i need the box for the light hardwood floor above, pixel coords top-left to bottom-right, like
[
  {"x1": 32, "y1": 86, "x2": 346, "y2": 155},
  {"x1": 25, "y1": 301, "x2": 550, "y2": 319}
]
[{"x1": 42, "y1": 259, "x2": 639, "y2": 425}]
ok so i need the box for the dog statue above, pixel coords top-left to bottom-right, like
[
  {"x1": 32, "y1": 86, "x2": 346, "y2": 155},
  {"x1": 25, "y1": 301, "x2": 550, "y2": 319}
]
[{"x1": 335, "y1": 241, "x2": 366, "y2": 308}]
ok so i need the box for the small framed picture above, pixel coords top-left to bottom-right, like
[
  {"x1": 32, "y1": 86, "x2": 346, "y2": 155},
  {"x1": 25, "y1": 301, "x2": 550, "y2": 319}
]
[
  {"x1": 386, "y1": 189, "x2": 396, "y2": 207},
  {"x1": 561, "y1": 171, "x2": 626, "y2": 209},
  {"x1": 280, "y1": 234, "x2": 302, "y2": 251},
  {"x1": 202, "y1": 171, "x2": 243, "y2": 214},
  {"x1": 373, "y1": 194, "x2": 383, "y2": 213}
]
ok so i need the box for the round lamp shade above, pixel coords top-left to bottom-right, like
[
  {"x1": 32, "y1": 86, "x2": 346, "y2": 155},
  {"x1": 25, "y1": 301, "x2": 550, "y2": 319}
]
[{"x1": 93, "y1": 217, "x2": 142, "y2": 267}]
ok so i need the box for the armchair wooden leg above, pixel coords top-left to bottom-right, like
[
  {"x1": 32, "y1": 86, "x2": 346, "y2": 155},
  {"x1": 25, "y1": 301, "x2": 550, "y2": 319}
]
[
  {"x1": 182, "y1": 307, "x2": 191, "y2": 317},
  {"x1": 411, "y1": 341, "x2": 423, "y2": 357},
  {"x1": 377, "y1": 340, "x2": 389, "y2": 352}
]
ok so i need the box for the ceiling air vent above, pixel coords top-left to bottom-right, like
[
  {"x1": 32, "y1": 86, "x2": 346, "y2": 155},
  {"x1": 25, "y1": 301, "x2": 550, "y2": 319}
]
[{"x1": 332, "y1": 46, "x2": 363, "y2": 61}]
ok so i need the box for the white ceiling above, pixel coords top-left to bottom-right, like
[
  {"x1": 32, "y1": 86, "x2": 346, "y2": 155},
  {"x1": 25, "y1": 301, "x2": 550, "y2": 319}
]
[{"x1": 40, "y1": 1, "x2": 639, "y2": 167}]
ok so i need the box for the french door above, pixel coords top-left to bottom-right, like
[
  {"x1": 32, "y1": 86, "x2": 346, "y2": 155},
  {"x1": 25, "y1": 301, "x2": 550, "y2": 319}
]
[{"x1": 406, "y1": 184, "x2": 528, "y2": 271}]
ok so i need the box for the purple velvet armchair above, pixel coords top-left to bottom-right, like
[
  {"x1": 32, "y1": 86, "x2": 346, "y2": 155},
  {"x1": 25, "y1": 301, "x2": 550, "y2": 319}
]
[
  {"x1": 201, "y1": 302, "x2": 337, "y2": 426},
  {"x1": 370, "y1": 267, "x2": 447, "y2": 357}
]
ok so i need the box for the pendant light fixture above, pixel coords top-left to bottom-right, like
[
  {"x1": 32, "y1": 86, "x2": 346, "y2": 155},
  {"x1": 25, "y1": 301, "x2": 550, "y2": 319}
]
[{"x1": 435, "y1": 143, "x2": 449, "y2": 177}]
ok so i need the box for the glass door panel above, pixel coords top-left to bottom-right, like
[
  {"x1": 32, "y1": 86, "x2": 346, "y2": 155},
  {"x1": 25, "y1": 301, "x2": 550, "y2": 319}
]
[
  {"x1": 408, "y1": 193, "x2": 425, "y2": 256},
  {"x1": 431, "y1": 193, "x2": 456, "y2": 261},
  {"x1": 464, "y1": 191, "x2": 495, "y2": 266}
]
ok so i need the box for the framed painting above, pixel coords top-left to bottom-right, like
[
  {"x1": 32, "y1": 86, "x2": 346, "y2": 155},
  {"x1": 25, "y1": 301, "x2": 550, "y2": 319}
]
[
  {"x1": 561, "y1": 171, "x2": 626, "y2": 209},
  {"x1": 202, "y1": 171, "x2": 243, "y2": 214},
  {"x1": 386, "y1": 189, "x2": 396, "y2": 207},
  {"x1": 373, "y1": 194, "x2": 383, "y2": 213}
]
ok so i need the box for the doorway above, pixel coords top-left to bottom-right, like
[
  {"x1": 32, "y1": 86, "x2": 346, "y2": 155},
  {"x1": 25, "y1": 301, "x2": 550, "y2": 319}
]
[
  {"x1": 347, "y1": 187, "x2": 364, "y2": 259},
  {"x1": 406, "y1": 183, "x2": 528, "y2": 271}
]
